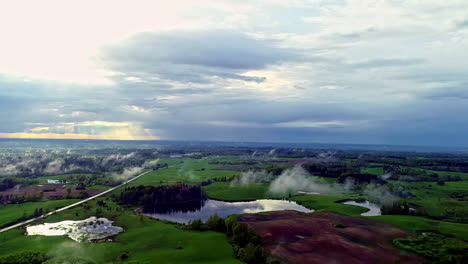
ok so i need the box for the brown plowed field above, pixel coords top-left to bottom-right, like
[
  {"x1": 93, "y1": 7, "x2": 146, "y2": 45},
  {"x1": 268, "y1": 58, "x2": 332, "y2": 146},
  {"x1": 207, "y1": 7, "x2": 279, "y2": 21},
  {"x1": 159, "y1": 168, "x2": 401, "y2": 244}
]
[{"x1": 238, "y1": 211, "x2": 422, "y2": 264}]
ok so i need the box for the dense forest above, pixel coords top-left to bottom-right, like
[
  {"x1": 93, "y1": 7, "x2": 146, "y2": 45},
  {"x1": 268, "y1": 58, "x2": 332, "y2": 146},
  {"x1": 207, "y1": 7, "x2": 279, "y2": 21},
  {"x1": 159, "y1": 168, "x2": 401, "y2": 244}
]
[{"x1": 117, "y1": 184, "x2": 207, "y2": 213}]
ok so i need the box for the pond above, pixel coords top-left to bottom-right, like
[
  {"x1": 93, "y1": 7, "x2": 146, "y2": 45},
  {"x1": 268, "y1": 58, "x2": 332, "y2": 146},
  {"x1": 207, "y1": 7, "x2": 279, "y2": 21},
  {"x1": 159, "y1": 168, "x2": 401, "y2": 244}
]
[
  {"x1": 142, "y1": 199, "x2": 313, "y2": 224},
  {"x1": 343, "y1": 200, "x2": 381, "y2": 216},
  {"x1": 26, "y1": 217, "x2": 123, "y2": 242}
]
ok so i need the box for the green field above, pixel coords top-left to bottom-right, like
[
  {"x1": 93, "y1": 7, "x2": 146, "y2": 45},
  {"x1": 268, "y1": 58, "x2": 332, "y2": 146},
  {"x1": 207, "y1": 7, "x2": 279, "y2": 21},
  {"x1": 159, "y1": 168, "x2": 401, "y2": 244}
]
[
  {"x1": 0, "y1": 198, "x2": 242, "y2": 264},
  {"x1": 371, "y1": 215, "x2": 468, "y2": 241},
  {"x1": 130, "y1": 159, "x2": 240, "y2": 186},
  {"x1": 35, "y1": 174, "x2": 92, "y2": 185},
  {"x1": 361, "y1": 167, "x2": 385, "y2": 175},
  {"x1": 412, "y1": 168, "x2": 468, "y2": 180},
  {"x1": 203, "y1": 182, "x2": 285, "y2": 201},
  {"x1": 0, "y1": 199, "x2": 79, "y2": 227},
  {"x1": 390, "y1": 180, "x2": 468, "y2": 219},
  {"x1": 291, "y1": 194, "x2": 368, "y2": 216},
  {"x1": 1, "y1": 156, "x2": 467, "y2": 263}
]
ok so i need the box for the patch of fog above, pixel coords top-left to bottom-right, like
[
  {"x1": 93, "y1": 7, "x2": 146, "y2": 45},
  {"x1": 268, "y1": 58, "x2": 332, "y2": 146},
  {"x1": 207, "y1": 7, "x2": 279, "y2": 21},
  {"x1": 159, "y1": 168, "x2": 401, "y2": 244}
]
[
  {"x1": 143, "y1": 199, "x2": 314, "y2": 224},
  {"x1": 231, "y1": 170, "x2": 274, "y2": 185},
  {"x1": 269, "y1": 166, "x2": 340, "y2": 195},
  {"x1": 380, "y1": 172, "x2": 392, "y2": 180},
  {"x1": 47, "y1": 179, "x2": 61, "y2": 184},
  {"x1": 297, "y1": 191, "x2": 321, "y2": 195},
  {"x1": 343, "y1": 200, "x2": 381, "y2": 216},
  {"x1": 26, "y1": 217, "x2": 123, "y2": 242},
  {"x1": 110, "y1": 166, "x2": 143, "y2": 182}
]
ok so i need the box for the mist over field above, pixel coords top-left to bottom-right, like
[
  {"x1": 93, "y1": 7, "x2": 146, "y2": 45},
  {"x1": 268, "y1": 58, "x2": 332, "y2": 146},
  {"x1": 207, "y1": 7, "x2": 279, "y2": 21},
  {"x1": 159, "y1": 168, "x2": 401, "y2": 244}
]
[{"x1": 1, "y1": 0, "x2": 468, "y2": 263}]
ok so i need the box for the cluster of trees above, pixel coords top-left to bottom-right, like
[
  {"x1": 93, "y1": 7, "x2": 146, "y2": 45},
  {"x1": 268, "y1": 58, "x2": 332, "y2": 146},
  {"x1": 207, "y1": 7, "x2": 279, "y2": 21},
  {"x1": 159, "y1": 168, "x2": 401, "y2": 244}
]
[
  {"x1": 0, "y1": 193, "x2": 43, "y2": 204},
  {"x1": 185, "y1": 215, "x2": 266, "y2": 264},
  {"x1": 390, "y1": 166, "x2": 463, "y2": 182},
  {"x1": 393, "y1": 233, "x2": 468, "y2": 264},
  {"x1": 200, "y1": 175, "x2": 239, "y2": 186},
  {"x1": 302, "y1": 163, "x2": 350, "y2": 178},
  {"x1": 380, "y1": 199, "x2": 413, "y2": 215},
  {"x1": 117, "y1": 184, "x2": 206, "y2": 213},
  {"x1": 0, "y1": 178, "x2": 38, "y2": 191},
  {"x1": 0, "y1": 178, "x2": 17, "y2": 191},
  {"x1": 364, "y1": 155, "x2": 468, "y2": 173},
  {"x1": 337, "y1": 171, "x2": 384, "y2": 185},
  {"x1": 0, "y1": 252, "x2": 48, "y2": 264},
  {"x1": 208, "y1": 160, "x2": 257, "y2": 165},
  {"x1": 32, "y1": 207, "x2": 45, "y2": 217}
]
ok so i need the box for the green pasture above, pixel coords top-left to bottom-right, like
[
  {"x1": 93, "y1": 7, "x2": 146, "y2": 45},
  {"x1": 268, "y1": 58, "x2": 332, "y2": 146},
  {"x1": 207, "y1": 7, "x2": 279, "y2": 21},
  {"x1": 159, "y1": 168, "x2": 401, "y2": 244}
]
[{"x1": 0, "y1": 200, "x2": 79, "y2": 227}]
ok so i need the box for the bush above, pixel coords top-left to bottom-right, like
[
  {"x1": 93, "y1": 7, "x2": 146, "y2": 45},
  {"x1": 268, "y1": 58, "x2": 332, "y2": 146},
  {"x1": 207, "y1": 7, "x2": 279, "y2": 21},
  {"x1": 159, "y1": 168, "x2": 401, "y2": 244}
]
[
  {"x1": 206, "y1": 214, "x2": 226, "y2": 232},
  {"x1": 393, "y1": 233, "x2": 468, "y2": 264},
  {"x1": 0, "y1": 251, "x2": 48, "y2": 264},
  {"x1": 187, "y1": 219, "x2": 206, "y2": 231},
  {"x1": 239, "y1": 243, "x2": 266, "y2": 264}
]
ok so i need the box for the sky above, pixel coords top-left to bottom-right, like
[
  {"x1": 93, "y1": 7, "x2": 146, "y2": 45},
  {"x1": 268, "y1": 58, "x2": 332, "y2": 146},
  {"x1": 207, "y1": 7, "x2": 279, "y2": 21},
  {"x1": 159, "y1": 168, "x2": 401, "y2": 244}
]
[{"x1": 0, "y1": 0, "x2": 467, "y2": 146}]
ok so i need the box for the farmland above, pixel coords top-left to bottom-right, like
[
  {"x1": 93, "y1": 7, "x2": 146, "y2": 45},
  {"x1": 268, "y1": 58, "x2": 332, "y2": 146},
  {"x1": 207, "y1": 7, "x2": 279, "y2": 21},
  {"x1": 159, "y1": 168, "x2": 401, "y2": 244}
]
[{"x1": 0, "y1": 140, "x2": 467, "y2": 263}]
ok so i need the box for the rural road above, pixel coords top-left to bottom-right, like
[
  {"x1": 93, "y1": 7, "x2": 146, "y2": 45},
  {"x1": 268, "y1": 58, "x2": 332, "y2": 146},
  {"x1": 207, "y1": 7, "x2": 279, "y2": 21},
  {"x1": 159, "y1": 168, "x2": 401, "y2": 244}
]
[{"x1": 0, "y1": 168, "x2": 157, "y2": 233}]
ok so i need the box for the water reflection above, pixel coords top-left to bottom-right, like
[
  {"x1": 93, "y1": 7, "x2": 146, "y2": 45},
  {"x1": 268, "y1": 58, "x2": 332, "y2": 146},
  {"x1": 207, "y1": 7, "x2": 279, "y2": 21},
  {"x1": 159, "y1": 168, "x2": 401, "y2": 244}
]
[
  {"x1": 142, "y1": 199, "x2": 313, "y2": 224},
  {"x1": 144, "y1": 199, "x2": 207, "y2": 214},
  {"x1": 343, "y1": 200, "x2": 381, "y2": 216}
]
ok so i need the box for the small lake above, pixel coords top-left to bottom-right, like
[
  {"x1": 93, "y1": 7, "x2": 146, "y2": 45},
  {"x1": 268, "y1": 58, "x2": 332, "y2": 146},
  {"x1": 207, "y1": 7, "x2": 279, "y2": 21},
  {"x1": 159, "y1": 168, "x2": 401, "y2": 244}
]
[
  {"x1": 142, "y1": 199, "x2": 313, "y2": 224},
  {"x1": 343, "y1": 200, "x2": 381, "y2": 216}
]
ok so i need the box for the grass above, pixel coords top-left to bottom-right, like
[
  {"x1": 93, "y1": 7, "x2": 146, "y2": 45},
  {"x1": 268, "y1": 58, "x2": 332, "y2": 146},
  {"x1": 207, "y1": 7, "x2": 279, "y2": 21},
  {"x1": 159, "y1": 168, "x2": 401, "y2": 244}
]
[
  {"x1": 371, "y1": 215, "x2": 468, "y2": 241},
  {"x1": 0, "y1": 199, "x2": 79, "y2": 227},
  {"x1": 411, "y1": 168, "x2": 468, "y2": 180},
  {"x1": 393, "y1": 233, "x2": 468, "y2": 263},
  {"x1": 291, "y1": 194, "x2": 368, "y2": 216},
  {"x1": 361, "y1": 167, "x2": 385, "y2": 175},
  {"x1": 0, "y1": 198, "x2": 242, "y2": 264},
  {"x1": 203, "y1": 182, "x2": 285, "y2": 201},
  {"x1": 130, "y1": 159, "x2": 240, "y2": 187},
  {"x1": 1, "y1": 158, "x2": 466, "y2": 262},
  {"x1": 35, "y1": 174, "x2": 92, "y2": 185},
  {"x1": 390, "y1": 181, "x2": 468, "y2": 219}
]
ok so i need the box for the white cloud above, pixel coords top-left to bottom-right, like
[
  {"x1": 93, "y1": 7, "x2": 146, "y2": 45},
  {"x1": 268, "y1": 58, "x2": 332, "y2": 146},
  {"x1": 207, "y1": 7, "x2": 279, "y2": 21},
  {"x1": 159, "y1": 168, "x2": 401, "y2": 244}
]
[{"x1": 0, "y1": 0, "x2": 468, "y2": 145}]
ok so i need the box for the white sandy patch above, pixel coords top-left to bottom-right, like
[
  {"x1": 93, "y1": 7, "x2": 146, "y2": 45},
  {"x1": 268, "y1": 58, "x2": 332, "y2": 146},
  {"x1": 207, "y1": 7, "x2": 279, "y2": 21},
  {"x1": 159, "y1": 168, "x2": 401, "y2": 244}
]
[{"x1": 26, "y1": 217, "x2": 123, "y2": 242}]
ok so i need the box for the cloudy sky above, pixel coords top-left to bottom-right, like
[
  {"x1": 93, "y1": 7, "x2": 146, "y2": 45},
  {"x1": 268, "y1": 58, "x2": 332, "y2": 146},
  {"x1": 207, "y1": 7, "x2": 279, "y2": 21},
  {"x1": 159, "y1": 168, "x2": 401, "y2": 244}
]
[{"x1": 1, "y1": 0, "x2": 467, "y2": 146}]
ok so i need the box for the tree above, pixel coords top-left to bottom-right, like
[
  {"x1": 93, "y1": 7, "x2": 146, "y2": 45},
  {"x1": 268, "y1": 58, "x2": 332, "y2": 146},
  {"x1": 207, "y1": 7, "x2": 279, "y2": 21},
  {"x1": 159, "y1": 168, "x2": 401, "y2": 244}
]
[
  {"x1": 188, "y1": 219, "x2": 205, "y2": 231},
  {"x1": 240, "y1": 243, "x2": 266, "y2": 264},
  {"x1": 206, "y1": 214, "x2": 225, "y2": 232}
]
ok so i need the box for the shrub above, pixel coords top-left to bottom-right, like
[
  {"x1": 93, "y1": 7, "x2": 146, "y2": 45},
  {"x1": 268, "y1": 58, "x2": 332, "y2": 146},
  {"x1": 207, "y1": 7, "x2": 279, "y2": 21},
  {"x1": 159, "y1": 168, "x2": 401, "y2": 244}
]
[{"x1": 0, "y1": 251, "x2": 48, "y2": 264}]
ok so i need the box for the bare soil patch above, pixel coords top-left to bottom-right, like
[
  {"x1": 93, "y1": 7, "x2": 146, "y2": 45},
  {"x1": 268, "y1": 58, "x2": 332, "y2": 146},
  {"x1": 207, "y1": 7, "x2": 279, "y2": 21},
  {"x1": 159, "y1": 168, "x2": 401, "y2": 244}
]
[{"x1": 238, "y1": 211, "x2": 422, "y2": 264}]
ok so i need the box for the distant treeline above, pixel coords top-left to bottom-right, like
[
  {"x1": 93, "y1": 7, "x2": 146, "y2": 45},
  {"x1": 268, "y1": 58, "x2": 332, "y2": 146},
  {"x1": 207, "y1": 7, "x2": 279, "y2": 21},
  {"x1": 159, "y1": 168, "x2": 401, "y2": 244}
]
[
  {"x1": 364, "y1": 156, "x2": 468, "y2": 173},
  {"x1": 0, "y1": 178, "x2": 37, "y2": 191},
  {"x1": 302, "y1": 163, "x2": 349, "y2": 178}
]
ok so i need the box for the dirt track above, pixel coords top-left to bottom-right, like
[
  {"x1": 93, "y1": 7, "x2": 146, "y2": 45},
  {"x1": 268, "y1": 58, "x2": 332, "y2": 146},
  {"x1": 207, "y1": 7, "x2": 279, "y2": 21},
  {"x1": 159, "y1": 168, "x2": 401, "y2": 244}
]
[{"x1": 238, "y1": 211, "x2": 422, "y2": 264}]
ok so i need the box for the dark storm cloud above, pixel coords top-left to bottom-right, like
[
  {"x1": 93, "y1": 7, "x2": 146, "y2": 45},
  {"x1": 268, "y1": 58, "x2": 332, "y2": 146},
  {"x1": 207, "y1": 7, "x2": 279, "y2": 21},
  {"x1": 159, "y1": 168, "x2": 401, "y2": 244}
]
[{"x1": 100, "y1": 30, "x2": 297, "y2": 83}]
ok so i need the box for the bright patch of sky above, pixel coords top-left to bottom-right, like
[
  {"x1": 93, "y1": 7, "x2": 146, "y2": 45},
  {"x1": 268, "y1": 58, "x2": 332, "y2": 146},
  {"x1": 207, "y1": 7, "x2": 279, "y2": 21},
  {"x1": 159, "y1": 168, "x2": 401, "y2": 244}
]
[{"x1": 0, "y1": 0, "x2": 467, "y2": 146}]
